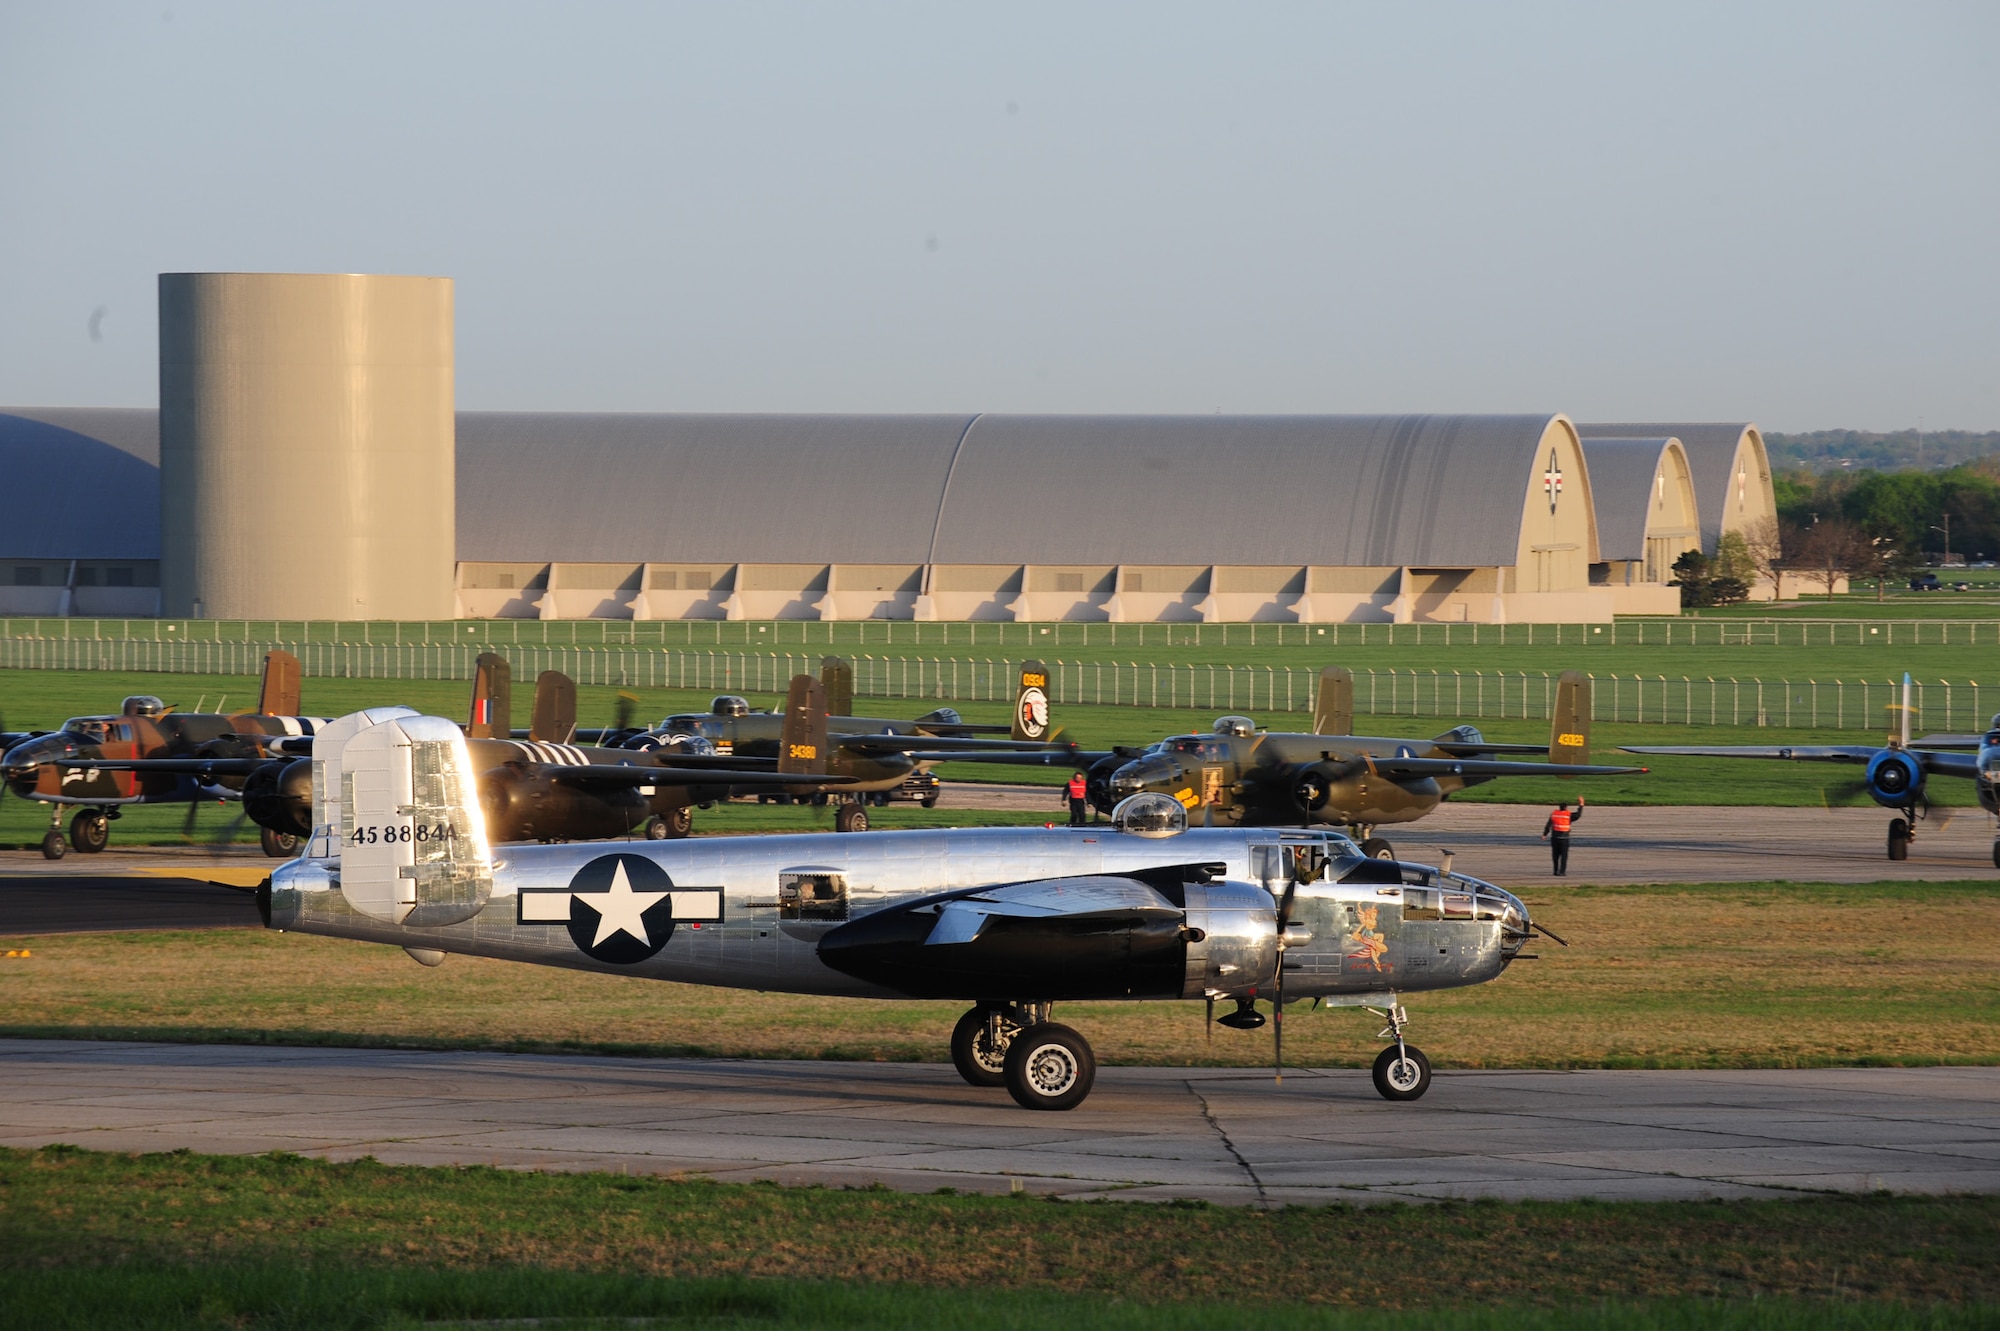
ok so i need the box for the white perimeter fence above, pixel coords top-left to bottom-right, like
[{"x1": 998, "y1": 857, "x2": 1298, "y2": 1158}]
[{"x1": 0, "y1": 637, "x2": 1987, "y2": 732}]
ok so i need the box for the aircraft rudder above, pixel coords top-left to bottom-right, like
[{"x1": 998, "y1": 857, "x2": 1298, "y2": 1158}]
[
  {"x1": 821, "y1": 656, "x2": 854, "y2": 720},
  {"x1": 530, "y1": 671, "x2": 578, "y2": 743},
  {"x1": 468, "y1": 653, "x2": 512, "y2": 739},
  {"x1": 779, "y1": 674, "x2": 829, "y2": 776}
]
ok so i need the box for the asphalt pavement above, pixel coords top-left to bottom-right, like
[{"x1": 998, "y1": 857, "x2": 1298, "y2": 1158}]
[{"x1": 3, "y1": 1040, "x2": 1993, "y2": 1205}]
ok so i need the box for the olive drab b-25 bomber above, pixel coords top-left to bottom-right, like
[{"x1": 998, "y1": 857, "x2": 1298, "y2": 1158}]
[
  {"x1": 643, "y1": 659, "x2": 1082, "y2": 830},
  {"x1": 239, "y1": 655, "x2": 859, "y2": 847},
  {"x1": 1085, "y1": 667, "x2": 1646, "y2": 858},
  {"x1": 1, "y1": 650, "x2": 327, "y2": 859},
  {"x1": 263, "y1": 705, "x2": 1553, "y2": 1111}
]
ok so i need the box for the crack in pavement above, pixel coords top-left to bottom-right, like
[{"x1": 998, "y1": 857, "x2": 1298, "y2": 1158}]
[{"x1": 1188, "y1": 1081, "x2": 1267, "y2": 1205}]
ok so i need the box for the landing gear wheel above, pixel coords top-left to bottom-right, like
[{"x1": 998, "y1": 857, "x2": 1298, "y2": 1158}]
[
  {"x1": 1360, "y1": 837, "x2": 1395, "y2": 860},
  {"x1": 259, "y1": 826, "x2": 299, "y2": 858},
  {"x1": 69, "y1": 810, "x2": 110, "y2": 854},
  {"x1": 1372, "y1": 1044, "x2": 1432, "y2": 1101},
  {"x1": 646, "y1": 806, "x2": 693, "y2": 840},
  {"x1": 835, "y1": 803, "x2": 869, "y2": 834},
  {"x1": 1003, "y1": 1022, "x2": 1095, "y2": 1111},
  {"x1": 1887, "y1": 817, "x2": 1911, "y2": 861},
  {"x1": 41, "y1": 831, "x2": 67, "y2": 860},
  {"x1": 950, "y1": 1006, "x2": 1017, "y2": 1087}
]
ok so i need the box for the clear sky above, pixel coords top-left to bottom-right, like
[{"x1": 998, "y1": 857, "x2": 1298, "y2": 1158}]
[{"x1": 2, "y1": 2, "x2": 1994, "y2": 430}]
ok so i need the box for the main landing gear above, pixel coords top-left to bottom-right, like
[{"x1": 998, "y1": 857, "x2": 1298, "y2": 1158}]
[
  {"x1": 951, "y1": 1002, "x2": 1096, "y2": 1111},
  {"x1": 1349, "y1": 823, "x2": 1396, "y2": 860},
  {"x1": 259, "y1": 826, "x2": 300, "y2": 858},
  {"x1": 644, "y1": 806, "x2": 694, "y2": 840},
  {"x1": 834, "y1": 801, "x2": 869, "y2": 834},
  {"x1": 1887, "y1": 807, "x2": 1918, "y2": 861},
  {"x1": 45, "y1": 806, "x2": 118, "y2": 859}
]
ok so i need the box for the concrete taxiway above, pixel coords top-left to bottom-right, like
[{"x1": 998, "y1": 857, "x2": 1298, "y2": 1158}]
[{"x1": 2, "y1": 1041, "x2": 1994, "y2": 1205}]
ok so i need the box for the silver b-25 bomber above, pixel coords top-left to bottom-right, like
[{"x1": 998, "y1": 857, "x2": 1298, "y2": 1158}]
[{"x1": 262, "y1": 707, "x2": 1552, "y2": 1111}]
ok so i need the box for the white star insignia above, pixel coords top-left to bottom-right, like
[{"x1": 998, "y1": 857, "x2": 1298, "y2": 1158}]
[{"x1": 573, "y1": 861, "x2": 669, "y2": 947}]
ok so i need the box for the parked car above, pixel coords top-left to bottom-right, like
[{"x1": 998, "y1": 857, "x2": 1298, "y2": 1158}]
[
  {"x1": 1910, "y1": 573, "x2": 1942, "y2": 591},
  {"x1": 871, "y1": 771, "x2": 941, "y2": 808}
]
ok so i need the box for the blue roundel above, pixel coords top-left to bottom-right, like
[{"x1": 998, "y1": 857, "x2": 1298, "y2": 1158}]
[
  {"x1": 564, "y1": 854, "x2": 679, "y2": 965},
  {"x1": 1863, "y1": 750, "x2": 1924, "y2": 808}
]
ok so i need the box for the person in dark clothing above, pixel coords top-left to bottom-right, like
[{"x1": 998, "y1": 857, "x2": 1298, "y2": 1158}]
[
  {"x1": 1541, "y1": 795, "x2": 1584, "y2": 875},
  {"x1": 1065, "y1": 771, "x2": 1089, "y2": 826}
]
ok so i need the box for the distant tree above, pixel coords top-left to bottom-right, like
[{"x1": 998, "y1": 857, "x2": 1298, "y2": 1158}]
[
  {"x1": 1788, "y1": 518, "x2": 1867, "y2": 600},
  {"x1": 1736, "y1": 516, "x2": 1786, "y2": 598},
  {"x1": 1853, "y1": 528, "x2": 1920, "y2": 602},
  {"x1": 1669, "y1": 549, "x2": 1748, "y2": 608}
]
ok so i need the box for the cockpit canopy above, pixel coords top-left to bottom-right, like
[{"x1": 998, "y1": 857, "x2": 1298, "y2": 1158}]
[
  {"x1": 122, "y1": 696, "x2": 167, "y2": 717},
  {"x1": 710, "y1": 695, "x2": 751, "y2": 717},
  {"x1": 1112, "y1": 792, "x2": 1187, "y2": 837},
  {"x1": 1162, "y1": 735, "x2": 1233, "y2": 762},
  {"x1": 1214, "y1": 715, "x2": 1257, "y2": 738}
]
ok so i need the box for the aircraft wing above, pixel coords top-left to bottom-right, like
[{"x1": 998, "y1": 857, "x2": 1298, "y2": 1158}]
[
  {"x1": 1620, "y1": 745, "x2": 1886, "y2": 763},
  {"x1": 1367, "y1": 756, "x2": 1646, "y2": 780},
  {"x1": 10, "y1": 756, "x2": 268, "y2": 777},
  {"x1": 835, "y1": 734, "x2": 1083, "y2": 757},
  {"x1": 548, "y1": 765, "x2": 857, "y2": 788},
  {"x1": 902, "y1": 749, "x2": 1116, "y2": 767},
  {"x1": 1429, "y1": 741, "x2": 1550, "y2": 756}
]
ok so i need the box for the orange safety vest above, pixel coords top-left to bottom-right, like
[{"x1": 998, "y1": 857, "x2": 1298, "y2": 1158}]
[
  {"x1": 1067, "y1": 775, "x2": 1088, "y2": 799},
  {"x1": 1549, "y1": 809, "x2": 1572, "y2": 834}
]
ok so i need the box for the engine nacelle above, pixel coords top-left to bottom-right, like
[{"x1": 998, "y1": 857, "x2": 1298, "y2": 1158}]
[
  {"x1": 1864, "y1": 749, "x2": 1925, "y2": 809},
  {"x1": 242, "y1": 757, "x2": 314, "y2": 837}
]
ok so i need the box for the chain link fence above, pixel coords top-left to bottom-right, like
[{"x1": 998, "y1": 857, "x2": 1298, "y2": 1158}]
[
  {"x1": 2, "y1": 616, "x2": 1998, "y2": 651},
  {"x1": 0, "y1": 635, "x2": 1985, "y2": 733}
]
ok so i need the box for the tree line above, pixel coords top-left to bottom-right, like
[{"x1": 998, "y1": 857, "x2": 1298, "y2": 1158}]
[
  {"x1": 1765, "y1": 429, "x2": 2000, "y2": 473},
  {"x1": 1672, "y1": 462, "x2": 2000, "y2": 606}
]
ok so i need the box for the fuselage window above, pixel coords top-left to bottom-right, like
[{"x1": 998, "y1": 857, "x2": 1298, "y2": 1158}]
[
  {"x1": 778, "y1": 873, "x2": 847, "y2": 922},
  {"x1": 1441, "y1": 891, "x2": 1475, "y2": 920},
  {"x1": 1402, "y1": 888, "x2": 1441, "y2": 920}
]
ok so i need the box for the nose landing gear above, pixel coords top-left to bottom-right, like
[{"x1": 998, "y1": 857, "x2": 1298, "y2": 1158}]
[
  {"x1": 1887, "y1": 805, "x2": 1920, "y2": 861},
  {"x1": 1364, "y1": 999, "x2": 1432, "y2": 1101}
]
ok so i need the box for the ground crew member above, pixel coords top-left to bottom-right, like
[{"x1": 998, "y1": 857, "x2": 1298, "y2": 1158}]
[
  {"x1": 1541, "y1": 795, "x2": 1584, "y2": 876},
  {"x1": 1065, "y1": 771, "x2": 1089, "y2": 826}
]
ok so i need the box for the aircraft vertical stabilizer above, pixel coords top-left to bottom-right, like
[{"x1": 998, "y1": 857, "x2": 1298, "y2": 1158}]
[
  {"x1": 778, "y1": 675, "x2": 828, "y2": 782},
  {"x1": 336, "y1": 714, "x2": 492, "y2": 927},
  {"x1": 530, "y1": 671, "x2": 578, "y2": 743},
  {"x1": 468, "y1": 653, "x2": 512, "y2": 739},
  {"x1": 1314, "y1": 666, "x2": 1354, "y2": 736},
  {"x1": 821, "y1": 656, "x2": 855, "y2": 720},
  {"x1": 1549, "y1": 670, "x2": 1591, "y2": 767},
  {"x1": 1013, "y1": 661, "x2": 1051, "y2": 741},
  {"x1": 308, "y1": 705, "x2": 421, "y2": 841},
  {"x1": 257, "y1": 650, "x2": 303, "y2": 718}
]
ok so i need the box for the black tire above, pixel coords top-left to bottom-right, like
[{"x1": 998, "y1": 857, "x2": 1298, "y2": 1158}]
[
  {"x1": 1992, "y1": 841, "x2": 2000, "y2": 870},
  {"x1": 870, "y1": 792, "x2": 890, "y2": 808},
  {"x1": 835, "y1": 803, "x2": 869, "y2": 834},
  {"x1": 1372, "y1": 1044, "x2": 1432, "y2": 1101},
  {"x1": 1887, "y1": 817, "x2": 1910, "y2": 862},
  {"x1": 1003, "y1": 1022, "x2": 1096, "y2": 1111},
  {"x1": 259, "y1": 826, "x2": 298, "y2": 858},
  {"x1": 950, "y1": 1007, "x2": 1016, "y2": 1087},
  {"x1": 41, "y1": 830, "x2": 67, "y2": 861},
  {"x1": 646, "y1": 806, "x2": 693, "y2": 840},
  {"x1": 1360, "y1": 837, "x2": 1395, "y2": 860},
  {"x1": 69, "y1": 810, "x2": 109, "y2": 854},
  {"x1": 921, "y1": 795, "x2": 939, "y2": 809}
]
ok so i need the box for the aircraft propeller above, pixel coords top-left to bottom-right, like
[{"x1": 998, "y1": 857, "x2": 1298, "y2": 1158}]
[{"x1": 1273, "y1": 873, "x2": 1299, "y2": 1083}]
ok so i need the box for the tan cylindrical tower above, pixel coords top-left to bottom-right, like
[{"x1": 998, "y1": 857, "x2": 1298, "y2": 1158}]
[{"x1": 160, "y1": 272, "x2": 455, "y2": 620}]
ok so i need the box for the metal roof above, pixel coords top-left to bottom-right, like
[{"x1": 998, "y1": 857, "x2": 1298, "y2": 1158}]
[
  {"x1": 3, "y1": 408, "x2": 1575, "y2": 569},
  {"x1": 0, "y1": 409, "x2": 161, "y2": 559},
  {"x1": 1581, "y1": 438, "x2": 1684, "y2": 562},
  {"x1": 1577, "y1": 422, "x2": 1764, "y2": 553}
]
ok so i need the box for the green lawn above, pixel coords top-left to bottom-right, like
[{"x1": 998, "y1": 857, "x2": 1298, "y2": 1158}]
[
  {"x1": 6, "y1": 880, "x2": 1995, "y2": 1071},
  {"x1": 1, "y1": 1147, "x2": 1994, "y2": 1326}
]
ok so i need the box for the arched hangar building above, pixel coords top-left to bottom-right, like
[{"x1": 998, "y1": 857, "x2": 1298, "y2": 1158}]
[
  {"x1": 2, "y1": 408, "x2": 1630, "y2": 623},
  {"x1": 0, "y1": 408, "x2": 1774, "y2": 623}
]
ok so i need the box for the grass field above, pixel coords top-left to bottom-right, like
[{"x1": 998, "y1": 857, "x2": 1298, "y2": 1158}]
[
  {"x1": 2, "y1": 1147, "x2": 1996, "y2": 1327},
  {"x1": 3, "y1": 880, "x2": 1994, "y2": 1070},
  {"x1": 0, "y1": 663, "x2": 1987, "y2": 848}
]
